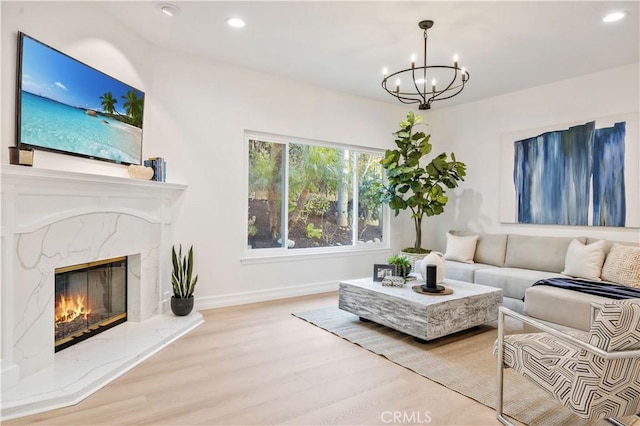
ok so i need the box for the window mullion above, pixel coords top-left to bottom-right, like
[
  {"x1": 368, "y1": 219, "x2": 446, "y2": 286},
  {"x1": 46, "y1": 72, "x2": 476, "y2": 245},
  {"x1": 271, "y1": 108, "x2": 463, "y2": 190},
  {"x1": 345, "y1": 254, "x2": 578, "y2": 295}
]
[
  {"x1": 282, "y1": 141, "x2": 289, "y2": 249},
  {"x1": 351, "y1": 151, "x2": 359, "y2": 245}
]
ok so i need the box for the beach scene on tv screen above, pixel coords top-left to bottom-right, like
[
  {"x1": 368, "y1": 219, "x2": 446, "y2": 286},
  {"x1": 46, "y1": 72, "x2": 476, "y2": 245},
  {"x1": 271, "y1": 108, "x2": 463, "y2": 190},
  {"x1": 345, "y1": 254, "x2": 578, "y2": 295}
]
[{"x1": 19, "y1": 35, "x2": 144, "y2": 165}]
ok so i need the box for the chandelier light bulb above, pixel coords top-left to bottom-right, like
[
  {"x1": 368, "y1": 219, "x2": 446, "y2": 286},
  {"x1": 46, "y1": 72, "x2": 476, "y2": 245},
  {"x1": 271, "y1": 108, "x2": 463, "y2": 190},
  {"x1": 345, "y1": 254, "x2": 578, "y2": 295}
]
[
  {"x1": 411, "y1": 54, "x2": 416, "y2": 68},
  {"x1": 382, "y1": 67, "x2": 388, "y2": 76}
]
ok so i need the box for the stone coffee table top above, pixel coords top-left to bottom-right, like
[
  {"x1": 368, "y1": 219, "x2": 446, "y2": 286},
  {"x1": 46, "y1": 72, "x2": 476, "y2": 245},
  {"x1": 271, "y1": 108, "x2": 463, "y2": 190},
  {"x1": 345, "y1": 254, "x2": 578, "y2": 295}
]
[{"x1": 338, "y1": 278, "x2": 503, "y2": 341}]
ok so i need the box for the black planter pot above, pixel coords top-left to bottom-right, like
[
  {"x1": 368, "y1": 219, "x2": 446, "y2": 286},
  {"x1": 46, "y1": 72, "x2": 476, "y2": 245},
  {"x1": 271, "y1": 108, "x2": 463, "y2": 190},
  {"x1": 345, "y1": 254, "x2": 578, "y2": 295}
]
[
  {"x1": 400, "y1": 265, "x2": 412, "y2": 278},
  {"x1": 171, "y1": 296, "x2": 194, "y2": 316}
]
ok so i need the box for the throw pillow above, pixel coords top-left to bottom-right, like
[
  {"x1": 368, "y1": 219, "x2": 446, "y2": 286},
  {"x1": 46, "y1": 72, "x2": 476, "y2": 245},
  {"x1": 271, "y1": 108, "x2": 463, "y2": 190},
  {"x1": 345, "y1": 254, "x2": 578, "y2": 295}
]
[
  {"x1": 444, "y1": 233, "x2": 478, "y2": 264},
  {"x1": 561, "y1": 239, "x2": 606, "y2": 281},
  {"x1": 601, "y1": 244, "x2": 640, "y2": 288}
]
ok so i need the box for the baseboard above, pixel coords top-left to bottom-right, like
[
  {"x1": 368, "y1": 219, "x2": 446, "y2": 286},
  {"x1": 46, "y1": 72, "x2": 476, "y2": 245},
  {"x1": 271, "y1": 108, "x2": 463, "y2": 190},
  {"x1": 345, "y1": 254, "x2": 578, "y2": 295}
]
[{"x1": 194, "y1": 280, "x2": 339, "y2": 310}]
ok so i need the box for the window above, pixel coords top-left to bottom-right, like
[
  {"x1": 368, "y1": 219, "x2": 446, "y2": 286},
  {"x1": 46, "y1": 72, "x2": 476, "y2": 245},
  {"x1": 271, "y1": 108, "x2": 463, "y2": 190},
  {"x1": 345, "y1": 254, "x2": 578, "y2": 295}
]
[{"x1": 246, "y1": 132, "x2": 386, "y2": 255}]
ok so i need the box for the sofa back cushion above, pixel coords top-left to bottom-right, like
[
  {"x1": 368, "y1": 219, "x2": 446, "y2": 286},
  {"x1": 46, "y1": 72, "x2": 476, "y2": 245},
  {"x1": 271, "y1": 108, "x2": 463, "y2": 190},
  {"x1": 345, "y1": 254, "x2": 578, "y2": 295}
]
[
  {"x1": 586, "y1": 238, "x2": 639, "y2": 255},
  {"x1": 449, "y1": 231, "x2": 507, "y2": 266},
  {"x1": 504, "y1": 234, "x2": 586, "y2": 273},
  {"x1": 475, "y1": 233, "x2": 508, "y2": 266}
]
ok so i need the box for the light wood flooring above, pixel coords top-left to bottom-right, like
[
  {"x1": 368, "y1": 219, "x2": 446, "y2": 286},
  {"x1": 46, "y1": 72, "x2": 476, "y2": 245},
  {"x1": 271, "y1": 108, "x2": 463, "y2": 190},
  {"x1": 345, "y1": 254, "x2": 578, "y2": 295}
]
[{"x1": 7, "y1": 291, "x2": 516, "y2": 425}]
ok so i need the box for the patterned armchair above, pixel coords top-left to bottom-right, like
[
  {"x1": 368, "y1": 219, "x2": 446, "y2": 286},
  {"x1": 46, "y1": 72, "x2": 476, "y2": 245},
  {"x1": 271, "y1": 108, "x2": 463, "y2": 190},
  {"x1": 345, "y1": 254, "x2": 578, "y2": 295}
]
[{"x1": 495, "y1": 299, "x2": 640, "y2": 425}]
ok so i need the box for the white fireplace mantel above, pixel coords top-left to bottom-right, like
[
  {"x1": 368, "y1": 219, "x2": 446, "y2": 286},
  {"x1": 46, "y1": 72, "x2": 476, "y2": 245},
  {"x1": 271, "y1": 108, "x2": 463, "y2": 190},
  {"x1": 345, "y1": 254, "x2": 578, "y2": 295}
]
[
  {"x1": 1, "y1": 164, "x2": 187, "y2": 232},
  {"x1": 0, "y1": 164, "x2": 203, "y2": 420}
]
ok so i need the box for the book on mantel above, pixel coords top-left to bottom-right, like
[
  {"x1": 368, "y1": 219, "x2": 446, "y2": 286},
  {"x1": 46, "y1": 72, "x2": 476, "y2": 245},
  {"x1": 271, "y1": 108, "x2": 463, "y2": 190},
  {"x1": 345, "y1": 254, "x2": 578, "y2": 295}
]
[{"x1": 143, "y1": 157, "x2": 167, "y2": 182}]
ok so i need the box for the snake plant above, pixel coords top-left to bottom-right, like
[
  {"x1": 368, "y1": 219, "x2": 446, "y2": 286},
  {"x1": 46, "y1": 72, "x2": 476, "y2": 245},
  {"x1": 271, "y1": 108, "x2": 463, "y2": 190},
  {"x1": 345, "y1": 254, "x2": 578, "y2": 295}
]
[{"x1": 171, "y1": 244, "x2": 198, "y2": 298}]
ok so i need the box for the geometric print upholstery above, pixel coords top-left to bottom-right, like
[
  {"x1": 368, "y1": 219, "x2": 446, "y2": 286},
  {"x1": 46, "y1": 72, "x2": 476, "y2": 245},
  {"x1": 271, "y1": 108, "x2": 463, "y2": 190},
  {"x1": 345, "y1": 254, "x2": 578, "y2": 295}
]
[
  {"x1": 570, "y1": 353, "x2": 640, "y2": 419},
  {"x1": 572, "y1": 300, "x2": 640, "y2": 418},
  {"x1": 588, "y1": 300, "x2": 640, "y2": 351},
  {"x1": 500, "y1": 299, "x2": 640, "y2": 420},
  {"x1": 500, "y1": 332, "x2": 586, "y2": 407}
]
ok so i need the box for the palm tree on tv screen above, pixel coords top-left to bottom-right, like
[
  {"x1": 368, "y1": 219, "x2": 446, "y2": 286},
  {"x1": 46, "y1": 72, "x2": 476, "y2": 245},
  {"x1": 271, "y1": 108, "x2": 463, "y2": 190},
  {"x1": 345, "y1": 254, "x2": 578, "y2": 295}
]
[
  {"x1": 99, "y1": 92, "x2": 118, "y2": 114},
  {"x1": 121, "y1": 90, "x2": 143, "y2": 128}
]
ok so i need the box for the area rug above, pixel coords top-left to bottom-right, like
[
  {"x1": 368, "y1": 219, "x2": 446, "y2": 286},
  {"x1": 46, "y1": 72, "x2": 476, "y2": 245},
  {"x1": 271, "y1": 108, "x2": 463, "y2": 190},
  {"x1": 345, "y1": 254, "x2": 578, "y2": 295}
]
[{"x1": 293, "y1": 306, "x2": 615, "y2": 426}]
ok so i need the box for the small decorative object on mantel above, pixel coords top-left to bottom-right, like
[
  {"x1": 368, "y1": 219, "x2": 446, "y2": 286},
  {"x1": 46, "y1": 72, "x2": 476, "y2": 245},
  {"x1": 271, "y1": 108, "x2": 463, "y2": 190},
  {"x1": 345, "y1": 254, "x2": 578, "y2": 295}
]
[
  {"x1": 144, "y1": 157, "x2": 167, "y2": 182},
  {"x1": 127, "y1": 164, "x2": 154, "y2": 180},
  {"x1": 171, "y1": 244, "x2": 198, "y2": 316},
  {"x1": 382, "y1": 276, "x2": 406, "y2": 287},
  {"x1": 8, "y1": 146, "x2": 33, "y2": 166}
]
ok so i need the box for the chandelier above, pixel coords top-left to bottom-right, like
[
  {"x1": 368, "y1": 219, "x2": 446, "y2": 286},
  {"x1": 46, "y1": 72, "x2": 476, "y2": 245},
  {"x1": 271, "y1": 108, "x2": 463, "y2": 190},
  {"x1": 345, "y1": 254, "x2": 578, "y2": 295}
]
[{"x1": 382, "y1": 20, "x2": 469, "y2": 110}]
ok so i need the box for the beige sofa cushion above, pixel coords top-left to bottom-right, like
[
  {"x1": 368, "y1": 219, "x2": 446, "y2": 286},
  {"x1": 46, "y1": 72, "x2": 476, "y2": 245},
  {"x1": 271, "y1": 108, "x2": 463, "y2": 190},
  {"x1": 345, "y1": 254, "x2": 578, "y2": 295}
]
[
  {"x1": 525, "y1": 285, "x2": 614, "y2": 332},
  {"x1": 586, "y1": 238, "x2": 639, "y2": 255},
  {"x1": 474, "y1": 267, "x2": 567, "y2": 300},
  {"x1": 444, "y1": 260, "x2": 496, "y2": 282},
  {"x1": 504, "y1": 234, "x2": 586, "y2": 273},
  {"x1": 562, "y1": 239, "x2": 606, "y2": 281},
  {"x1": 444, "y1": 233, "x2": 478, "y2": 263},
  {"x1": 449, "y1": 231, "x2": 507, "y2": 266},
  {"x1": 601, "y1": 243, "x2": 640, "y2": 288}
]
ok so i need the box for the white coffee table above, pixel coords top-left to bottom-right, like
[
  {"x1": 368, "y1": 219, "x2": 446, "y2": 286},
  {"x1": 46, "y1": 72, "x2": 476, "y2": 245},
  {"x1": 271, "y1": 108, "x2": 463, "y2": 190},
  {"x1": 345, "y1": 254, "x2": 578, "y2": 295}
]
[{"x1": 338, "y1": 277, "x2": 503, "y2": 342}]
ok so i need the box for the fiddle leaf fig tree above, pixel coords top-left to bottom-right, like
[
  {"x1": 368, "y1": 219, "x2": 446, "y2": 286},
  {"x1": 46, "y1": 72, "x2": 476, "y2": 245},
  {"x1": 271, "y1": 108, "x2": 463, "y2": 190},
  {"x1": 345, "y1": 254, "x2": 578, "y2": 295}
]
[{"x1": 377, "y1": 111, "x2": 467, "y2": 253}]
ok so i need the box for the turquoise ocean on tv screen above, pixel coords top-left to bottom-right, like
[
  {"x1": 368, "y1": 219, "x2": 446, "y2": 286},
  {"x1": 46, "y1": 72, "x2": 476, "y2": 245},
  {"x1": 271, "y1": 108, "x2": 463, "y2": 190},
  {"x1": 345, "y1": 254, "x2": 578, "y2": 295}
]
[{"x1": 20, "y1": 91, "x2": 141, "y2": 164}]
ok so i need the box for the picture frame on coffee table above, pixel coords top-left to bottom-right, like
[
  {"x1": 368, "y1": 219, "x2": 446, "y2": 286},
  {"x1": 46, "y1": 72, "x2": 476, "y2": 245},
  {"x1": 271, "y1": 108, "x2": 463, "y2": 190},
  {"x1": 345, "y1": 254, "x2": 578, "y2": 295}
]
[{"x1": 373, "y1": 264, "x2": 397, "y2": 282}]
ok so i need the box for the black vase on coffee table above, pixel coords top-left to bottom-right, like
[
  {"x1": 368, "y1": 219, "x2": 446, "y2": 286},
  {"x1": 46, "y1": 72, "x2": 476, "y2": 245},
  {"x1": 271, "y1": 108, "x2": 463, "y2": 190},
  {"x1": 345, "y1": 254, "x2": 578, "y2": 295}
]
[{"x1": 421, "y1": 264, "x2": 445, "y2": 293}]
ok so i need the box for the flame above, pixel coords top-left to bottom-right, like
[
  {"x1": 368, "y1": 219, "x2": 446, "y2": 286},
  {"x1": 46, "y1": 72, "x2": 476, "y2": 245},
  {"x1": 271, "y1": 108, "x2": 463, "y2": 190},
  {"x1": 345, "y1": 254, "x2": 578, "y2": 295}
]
[{"x1": 55, "y1": 294, "x2": 91, "y2": 325}]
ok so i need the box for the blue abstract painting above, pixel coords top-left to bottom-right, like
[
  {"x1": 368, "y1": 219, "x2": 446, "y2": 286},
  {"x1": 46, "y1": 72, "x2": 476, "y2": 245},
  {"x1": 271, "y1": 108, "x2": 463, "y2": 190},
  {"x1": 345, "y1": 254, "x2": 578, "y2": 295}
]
[{"x1": 513, "y1": 121, "x2": 627, "y2": 227}]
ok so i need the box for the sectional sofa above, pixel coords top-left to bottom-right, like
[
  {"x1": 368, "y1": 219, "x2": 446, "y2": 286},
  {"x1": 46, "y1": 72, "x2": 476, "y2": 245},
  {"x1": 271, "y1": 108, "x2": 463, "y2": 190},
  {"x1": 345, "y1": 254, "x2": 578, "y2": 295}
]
[{"x1": 443, "y1": 231, "x2": 640, "y2": 331}]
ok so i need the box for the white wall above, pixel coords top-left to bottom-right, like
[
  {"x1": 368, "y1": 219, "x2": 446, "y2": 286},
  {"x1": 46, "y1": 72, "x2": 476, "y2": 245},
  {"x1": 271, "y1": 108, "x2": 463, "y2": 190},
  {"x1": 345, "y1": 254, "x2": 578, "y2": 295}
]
[
  {"x1": 1, "y1": 1, "x2": 408, "y2": 310},
  {"x1": 423, "y1": 63, "x2": 640, "y2": 251},
  {"x1": 146, "y1": 45, "x2": 411, "y2": 308}
]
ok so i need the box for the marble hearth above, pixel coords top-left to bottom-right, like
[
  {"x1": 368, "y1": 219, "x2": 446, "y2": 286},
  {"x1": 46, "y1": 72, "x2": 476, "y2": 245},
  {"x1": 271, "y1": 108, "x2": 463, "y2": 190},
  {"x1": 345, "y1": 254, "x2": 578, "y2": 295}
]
[{"x1": 0, "y1": 165, "x2": 203, "y2": 420}]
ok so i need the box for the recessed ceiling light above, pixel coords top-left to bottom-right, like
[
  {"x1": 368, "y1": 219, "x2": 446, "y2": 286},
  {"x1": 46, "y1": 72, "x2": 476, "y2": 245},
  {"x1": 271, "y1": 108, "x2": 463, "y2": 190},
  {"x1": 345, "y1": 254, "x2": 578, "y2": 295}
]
[
  {"x1": 603, "y1": 11, "x2": 627, "y2": 23},
  {"x1": 157, "y1": 3, "x2": 180, "y2": 17},
  {"x1": 226, "y1": 17, "x2": 246, "y2": 28}
]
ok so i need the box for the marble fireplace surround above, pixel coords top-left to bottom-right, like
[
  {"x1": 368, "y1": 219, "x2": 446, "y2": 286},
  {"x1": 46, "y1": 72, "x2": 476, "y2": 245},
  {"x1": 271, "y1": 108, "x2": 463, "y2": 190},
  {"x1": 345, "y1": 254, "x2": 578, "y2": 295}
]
[{"x1": 0, "y1": 165, "x2": 203, "y2": 420}]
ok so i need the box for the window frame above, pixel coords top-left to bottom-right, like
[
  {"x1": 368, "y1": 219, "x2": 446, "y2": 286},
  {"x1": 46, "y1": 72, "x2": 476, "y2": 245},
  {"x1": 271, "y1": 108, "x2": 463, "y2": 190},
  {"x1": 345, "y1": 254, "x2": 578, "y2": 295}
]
[{"x1": 242, "y1": 130, "x2": 390, "y2": 262}]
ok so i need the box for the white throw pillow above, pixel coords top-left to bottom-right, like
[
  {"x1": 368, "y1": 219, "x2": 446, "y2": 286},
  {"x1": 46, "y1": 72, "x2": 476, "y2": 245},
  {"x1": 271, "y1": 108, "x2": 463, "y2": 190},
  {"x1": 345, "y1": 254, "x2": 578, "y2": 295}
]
[
  {"x1": 561, "y1": 239, "x2": 606, "y2": 281},
  {"x1": 601, "y1": 243, "x2": 640, "y2": 288},
  {"x1": 444, "y1": 233, "x2": 478, "y2": 264}
]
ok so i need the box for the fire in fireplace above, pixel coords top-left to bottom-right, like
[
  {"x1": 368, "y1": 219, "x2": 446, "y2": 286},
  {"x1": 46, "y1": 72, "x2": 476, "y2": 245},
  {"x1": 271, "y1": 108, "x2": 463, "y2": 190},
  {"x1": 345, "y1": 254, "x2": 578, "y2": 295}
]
[{"x1": 54, "y1": 256, "x2": 127, "y2": 352}]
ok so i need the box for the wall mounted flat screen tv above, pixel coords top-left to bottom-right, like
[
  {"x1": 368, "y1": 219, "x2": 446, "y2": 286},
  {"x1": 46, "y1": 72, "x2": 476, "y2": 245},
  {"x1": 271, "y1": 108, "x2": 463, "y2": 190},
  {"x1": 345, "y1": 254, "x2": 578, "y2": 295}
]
[{"x1": 16, "y1": 32, "x2": 144, "y2": 165}]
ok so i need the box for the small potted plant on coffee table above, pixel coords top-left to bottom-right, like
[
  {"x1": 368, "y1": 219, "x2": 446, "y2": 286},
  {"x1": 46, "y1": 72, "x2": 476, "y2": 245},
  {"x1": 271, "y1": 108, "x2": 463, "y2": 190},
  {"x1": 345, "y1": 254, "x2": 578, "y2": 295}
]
[
  {"x1": 171, "y1": 244, "x2": 198, "y2": 316},
  {"x1": 387, "y1": 255, "x2": 412, "y2": 280}
]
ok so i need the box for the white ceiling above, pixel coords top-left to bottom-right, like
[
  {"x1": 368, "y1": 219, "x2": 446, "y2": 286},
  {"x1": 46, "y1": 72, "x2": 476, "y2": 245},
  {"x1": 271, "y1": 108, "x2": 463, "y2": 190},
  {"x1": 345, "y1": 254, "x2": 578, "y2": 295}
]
[{"x1": 99, "y1": 1, "x2": 640, "y2": 109}]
